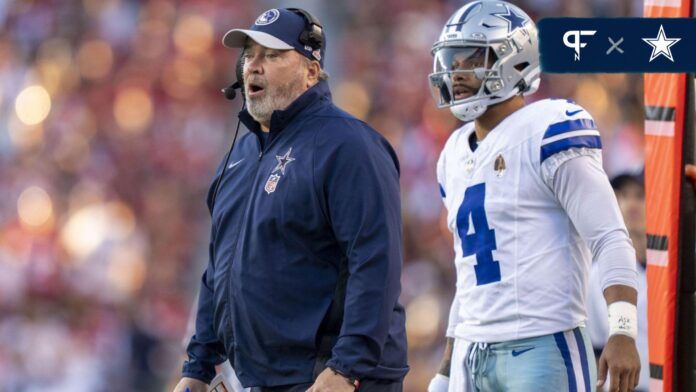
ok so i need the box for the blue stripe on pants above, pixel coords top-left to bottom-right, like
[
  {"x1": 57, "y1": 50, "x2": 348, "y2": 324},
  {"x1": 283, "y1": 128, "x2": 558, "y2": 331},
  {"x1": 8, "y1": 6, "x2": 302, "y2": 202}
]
[
  {"x1": 554, "y1": 332, "x2": 578, "y2": 392},
  {"x1": 573, "y1": 328, "x2": 592, "y2": 392}
]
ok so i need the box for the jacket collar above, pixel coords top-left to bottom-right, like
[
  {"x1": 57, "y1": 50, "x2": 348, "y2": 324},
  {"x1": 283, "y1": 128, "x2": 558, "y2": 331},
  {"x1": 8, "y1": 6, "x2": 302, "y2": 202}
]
[{"x1": 239, "y1": 81, "x2": 332, "y2": 135}]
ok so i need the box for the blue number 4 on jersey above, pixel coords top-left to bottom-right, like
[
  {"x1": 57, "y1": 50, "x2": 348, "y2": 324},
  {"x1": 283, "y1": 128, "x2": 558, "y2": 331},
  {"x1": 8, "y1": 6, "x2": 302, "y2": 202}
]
[{"x1": 456, "y1": 183, "x2": 501, "y2": 285}]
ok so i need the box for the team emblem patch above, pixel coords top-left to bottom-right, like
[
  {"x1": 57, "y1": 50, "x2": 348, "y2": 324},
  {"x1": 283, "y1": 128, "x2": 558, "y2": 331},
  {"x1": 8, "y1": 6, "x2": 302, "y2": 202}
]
[
  {"x1": 273, "y1": 147, "x2": 296, "y2": 175},
  {"x1": 264, "y1": 147, "x2": 295, "y2": 195},
  {"x1": 264, "y1": 174, "x2": 281, "y2": 194},
  {"x1": 465, "y1": 157, "x2": 475, "y2": 172},
  {"x1": 494, "y1": 153, "x2": 506, "y2": 177},
  {"x1": 255, "y1": 9, "x2": 280, "y2": 26}
]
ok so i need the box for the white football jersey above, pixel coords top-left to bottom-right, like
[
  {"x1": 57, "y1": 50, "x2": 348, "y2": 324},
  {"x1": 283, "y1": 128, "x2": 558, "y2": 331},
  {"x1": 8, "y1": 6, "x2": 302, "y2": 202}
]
[{"x1": 437, "y1": 98, "x2": 604, "y2": 343}]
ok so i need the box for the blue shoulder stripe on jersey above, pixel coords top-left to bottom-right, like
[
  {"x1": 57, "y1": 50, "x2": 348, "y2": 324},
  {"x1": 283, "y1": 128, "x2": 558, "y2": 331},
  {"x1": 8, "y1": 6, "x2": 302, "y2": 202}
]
[
  {"x1": 543, "y1": 118, "x2": 597, "y2": 140},
  {"x1": 540, "y1": 135, "x2": 602, "y2": 163},
  {"x1": 554, "y1": 332, "x2": 578, "y2": 392},
  {"x1": 439, "y1": 183, "x2": 446, "y2": 198},
  {"x1": 573, "y1": 328, "x2": 592, "y2": 392}
]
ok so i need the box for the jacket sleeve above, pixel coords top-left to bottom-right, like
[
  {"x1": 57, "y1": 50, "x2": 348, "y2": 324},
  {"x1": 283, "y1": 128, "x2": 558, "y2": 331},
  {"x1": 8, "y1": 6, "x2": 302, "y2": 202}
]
[
  {"x1": 181, "y1": 194, "x2": 228, "y2": 383},
  {"x1": 314, "y1": 120, "x2": 404, "y2": 379}
]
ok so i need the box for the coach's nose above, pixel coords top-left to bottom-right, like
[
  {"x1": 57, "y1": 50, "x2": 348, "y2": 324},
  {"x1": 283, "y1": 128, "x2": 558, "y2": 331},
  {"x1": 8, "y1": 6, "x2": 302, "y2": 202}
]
[{"x1": 244, "y1": 52, "x2": 265, "y2": 76}]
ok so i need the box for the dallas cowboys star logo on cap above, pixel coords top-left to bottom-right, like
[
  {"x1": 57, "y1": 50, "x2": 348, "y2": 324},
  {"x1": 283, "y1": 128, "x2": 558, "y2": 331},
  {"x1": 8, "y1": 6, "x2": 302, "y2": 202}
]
[
  {"x1": 642, "y1": 24, "x2": 681, "y2": 62},
  {"x1": 491, "y1": 5, "x2": 528, "y2": 33},
  {"x1": 273, "y1": 147, "x2": 296, "y2": 175},
  {"x1": 255, "y1": 9, "x2": 280, "y2": 26}
]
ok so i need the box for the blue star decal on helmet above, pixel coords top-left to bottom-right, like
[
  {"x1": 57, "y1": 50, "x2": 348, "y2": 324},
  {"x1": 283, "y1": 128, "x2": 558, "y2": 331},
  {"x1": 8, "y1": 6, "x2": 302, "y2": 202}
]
[{"x1": 491, "y1": 5, "x2": 528, "y2": 33}]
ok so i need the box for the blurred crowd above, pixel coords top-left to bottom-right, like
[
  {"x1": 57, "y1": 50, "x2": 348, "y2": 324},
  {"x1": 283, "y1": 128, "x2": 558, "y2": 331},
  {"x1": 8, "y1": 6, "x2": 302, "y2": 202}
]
[{"x1": 0, "y1": 0, "x2": 645, "y2": 390}]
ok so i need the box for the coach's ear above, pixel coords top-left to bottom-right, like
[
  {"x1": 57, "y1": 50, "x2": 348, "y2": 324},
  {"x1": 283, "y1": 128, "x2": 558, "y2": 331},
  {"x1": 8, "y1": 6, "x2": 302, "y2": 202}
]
[{"x1": 305, "y1": 59, "x2": 321, "y2": 87}]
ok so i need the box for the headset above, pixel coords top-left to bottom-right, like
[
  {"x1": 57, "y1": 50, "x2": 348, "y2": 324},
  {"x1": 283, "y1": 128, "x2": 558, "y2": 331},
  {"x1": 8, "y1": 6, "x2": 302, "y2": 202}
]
[
  {"x1": 287, "y1": 7, "x2": 324, "y2": 56},
  {"x1": 221, "y1": 51, "x2": 245, "y2": 101},
  {"x1": 213, "y1": 8, "x2": 323, "y2": 211}
]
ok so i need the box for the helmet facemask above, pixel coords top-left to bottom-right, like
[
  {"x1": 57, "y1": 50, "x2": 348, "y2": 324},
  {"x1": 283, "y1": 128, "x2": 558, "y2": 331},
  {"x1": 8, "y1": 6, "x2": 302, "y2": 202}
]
[{"x1": 429, "y1": 45, "x2": 505, "y2": 122}]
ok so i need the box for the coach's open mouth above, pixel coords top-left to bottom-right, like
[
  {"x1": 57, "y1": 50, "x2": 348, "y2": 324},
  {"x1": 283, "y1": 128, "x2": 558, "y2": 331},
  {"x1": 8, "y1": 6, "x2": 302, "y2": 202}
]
[{"x1": 247, "y1": 83, "x2": 265, "y2": 97}]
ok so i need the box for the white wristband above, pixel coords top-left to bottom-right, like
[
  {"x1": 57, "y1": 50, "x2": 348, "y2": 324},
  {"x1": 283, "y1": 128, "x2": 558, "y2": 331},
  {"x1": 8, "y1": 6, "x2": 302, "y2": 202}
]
[
  {"x1": 608, "y1": 301, "x2": 638, "y2": 339},
  {"x1": 427, "y1": 373, "x2": 450, "y2": 392}
]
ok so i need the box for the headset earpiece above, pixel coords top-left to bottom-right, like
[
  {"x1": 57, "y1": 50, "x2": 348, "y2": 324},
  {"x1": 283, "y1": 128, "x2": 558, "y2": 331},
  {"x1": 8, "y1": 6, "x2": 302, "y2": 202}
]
[{"x1": 287, "y1": 8, "x2": 324, "y2": 52}]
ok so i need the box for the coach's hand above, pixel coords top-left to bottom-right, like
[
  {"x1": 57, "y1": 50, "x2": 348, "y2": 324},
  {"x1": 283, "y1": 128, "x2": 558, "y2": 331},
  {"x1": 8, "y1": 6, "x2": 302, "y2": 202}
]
[
  {"x1": 597, "y1": 334, "x2": 640, "y2": 392},
  {"x1": 173, "y1": 377, "x2": 208, "y2": 392},
  {"x1": 307, "y1": 368, "x2": 355, "y2": 392}
]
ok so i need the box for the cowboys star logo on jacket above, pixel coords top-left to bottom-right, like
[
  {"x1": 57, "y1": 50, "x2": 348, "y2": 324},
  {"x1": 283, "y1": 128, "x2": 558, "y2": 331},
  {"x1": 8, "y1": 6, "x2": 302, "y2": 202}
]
[{"x1": 264, "y1": 147, "x2": 295, "y2": 194}]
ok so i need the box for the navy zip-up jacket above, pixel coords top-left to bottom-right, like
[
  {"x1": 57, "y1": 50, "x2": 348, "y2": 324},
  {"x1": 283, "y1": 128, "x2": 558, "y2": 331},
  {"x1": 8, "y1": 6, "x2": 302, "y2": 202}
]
[{"x1": 182, "y1": 81, "x2": 408, "y2": 387}]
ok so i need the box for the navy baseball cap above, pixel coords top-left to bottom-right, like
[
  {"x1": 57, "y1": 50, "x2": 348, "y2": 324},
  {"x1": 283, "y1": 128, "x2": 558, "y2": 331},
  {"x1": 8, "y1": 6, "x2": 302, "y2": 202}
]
[{"x1": 223, "y1": 8, "x2": 325, "y2": 66}]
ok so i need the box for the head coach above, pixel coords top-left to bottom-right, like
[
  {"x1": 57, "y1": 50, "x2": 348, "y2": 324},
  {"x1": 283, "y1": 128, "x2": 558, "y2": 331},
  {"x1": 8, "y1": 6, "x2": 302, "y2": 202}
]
[{"x1": 173, "y1": 8, "x2": 408, "y2": 392}]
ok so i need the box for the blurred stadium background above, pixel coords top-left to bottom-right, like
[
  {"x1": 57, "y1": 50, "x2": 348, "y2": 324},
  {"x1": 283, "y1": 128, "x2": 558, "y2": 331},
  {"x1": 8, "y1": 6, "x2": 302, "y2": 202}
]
[{"x1": 0, "y1": 0, "x2": 646, "y2": 390}]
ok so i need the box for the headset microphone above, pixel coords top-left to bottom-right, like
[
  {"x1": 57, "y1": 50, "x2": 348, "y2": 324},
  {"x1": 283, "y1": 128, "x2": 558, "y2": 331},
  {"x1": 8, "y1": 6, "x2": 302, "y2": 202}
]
[
  {"x1": 222, "y1": 81, "x2": 242, "y2": 100},
  {"x1": 222, "y1": 52, "x2": 245, "y2": 101}
]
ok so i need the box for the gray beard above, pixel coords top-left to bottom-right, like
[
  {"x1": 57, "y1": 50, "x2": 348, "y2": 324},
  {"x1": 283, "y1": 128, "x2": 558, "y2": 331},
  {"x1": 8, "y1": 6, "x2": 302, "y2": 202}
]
[{"x1": 246, "y1": 76, "x2": 305, "y2": 127}]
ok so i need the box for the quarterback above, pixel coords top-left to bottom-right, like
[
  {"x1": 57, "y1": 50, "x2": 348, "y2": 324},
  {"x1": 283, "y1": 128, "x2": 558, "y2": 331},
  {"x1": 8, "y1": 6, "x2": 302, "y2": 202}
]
[{"x1": 426, "y1": 2, "x2": 641, "y2": 392}]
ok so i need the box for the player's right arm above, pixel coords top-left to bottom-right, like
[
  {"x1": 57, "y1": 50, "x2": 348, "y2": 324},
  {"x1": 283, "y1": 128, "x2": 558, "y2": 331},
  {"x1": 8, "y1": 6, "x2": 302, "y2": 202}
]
[
  {"x1": 428, "y1": 337, "x2": 454, "y2": 392},
  {"x1": 428, "y1": 145, "x2": 455, "y2": 392},
  {"x1": 437, "y1": 337, "x2": 455, "y2": 377}
]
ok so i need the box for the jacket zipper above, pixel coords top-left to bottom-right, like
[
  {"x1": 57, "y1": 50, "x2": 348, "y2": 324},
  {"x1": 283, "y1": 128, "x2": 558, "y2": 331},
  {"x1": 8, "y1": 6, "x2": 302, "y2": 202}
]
[{"x1": 224, "y1": 130, "x2": 281, "y2": 351}]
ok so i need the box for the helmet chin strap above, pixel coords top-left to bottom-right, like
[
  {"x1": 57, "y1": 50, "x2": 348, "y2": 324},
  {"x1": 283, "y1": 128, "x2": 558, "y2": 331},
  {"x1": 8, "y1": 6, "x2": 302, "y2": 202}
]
[
  {"x1": 450, "y1": 98, "x2": 489, "y2": 122},
  {"x1": 450, "y1": 84, "x2": 524, "y2": 122}
]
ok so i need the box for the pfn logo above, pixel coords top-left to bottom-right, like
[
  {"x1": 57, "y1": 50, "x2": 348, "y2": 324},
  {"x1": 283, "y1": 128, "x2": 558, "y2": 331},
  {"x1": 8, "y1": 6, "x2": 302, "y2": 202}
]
[{"x1": 563, "y1": 30, "x2": 597, "y2": 61}]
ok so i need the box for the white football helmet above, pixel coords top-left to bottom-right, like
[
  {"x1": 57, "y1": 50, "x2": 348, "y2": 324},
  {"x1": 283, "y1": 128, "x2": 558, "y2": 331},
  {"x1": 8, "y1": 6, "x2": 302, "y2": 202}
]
[{"x1": 429, "y1": 1, "x2": 540, "y2": 122}]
